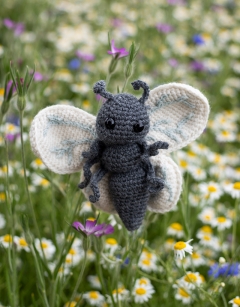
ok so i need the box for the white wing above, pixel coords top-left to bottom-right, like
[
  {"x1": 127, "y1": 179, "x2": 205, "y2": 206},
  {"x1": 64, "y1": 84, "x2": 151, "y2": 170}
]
[
  {"x1": 29, "y1": 105, "x2": 96, "y2": 174},
  {"x1": 146, "y1": 83, "x2": 210, "y2": 153}
]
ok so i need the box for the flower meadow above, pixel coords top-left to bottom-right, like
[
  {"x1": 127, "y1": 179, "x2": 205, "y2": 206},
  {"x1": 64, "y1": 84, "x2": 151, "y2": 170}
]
[{"x1": 0, "y1": 0, "x2": 240, "y2": 306}]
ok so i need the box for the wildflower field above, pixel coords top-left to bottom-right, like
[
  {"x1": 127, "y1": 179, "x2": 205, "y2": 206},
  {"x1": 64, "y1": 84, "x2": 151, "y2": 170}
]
[{"x1": 1, "y1": 0, "x2": 240, "y2": 306}]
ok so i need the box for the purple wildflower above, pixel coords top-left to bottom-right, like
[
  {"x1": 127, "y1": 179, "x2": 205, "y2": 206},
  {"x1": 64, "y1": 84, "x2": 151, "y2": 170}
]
[
  {"x1": 72, "y1": 219, "x2": 114, "y2": 237},
  {"x1": 6, "y1": 80, "x2": 17, "y2": 96},
  {"x1": 76, "y1": 51, "x2": 95, "y2": 62},
  {"x1": 107, "y1": 40, "x2": 129, "y2": 58},
  {"x1": 167, "y1": 0, "x2": 186, "y2": 5},
  {"x1": 33, "y1": 72, "x2": 44, "y2": 82},
  {"x1": 190, "y1": 60, "x2": 205, "y2": 72},
  {"x1": 3, "y1": 18, "x2": 25, "y2": 36},
  {"x1": 111, "y1": 18, "x2": 123, "y2": 27},
  {"x1": 192, "y1": 34, "x2": 205, "y2": 45},
  {"x1": 168, "y1": 58, "x2": 179, "y2": 67},
  {"x1": 156, "y1": 23, "x2": 173, "y2": 34}
]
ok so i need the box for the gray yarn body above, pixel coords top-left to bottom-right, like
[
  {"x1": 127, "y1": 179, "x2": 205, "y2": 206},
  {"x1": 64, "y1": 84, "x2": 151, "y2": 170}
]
[
  {"x1": 103, "y1": 143, "x2": 149, "y2": 230},
  {"x1": 79, "y1": 80, "x2": 169, "y2": 231}
]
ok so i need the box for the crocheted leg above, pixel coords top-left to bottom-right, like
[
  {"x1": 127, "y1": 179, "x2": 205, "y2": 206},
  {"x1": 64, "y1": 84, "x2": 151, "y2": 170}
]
[
  {"x1": 78, "y1": 158, "x2": 98, "y2": 189},
  {"x1": 88, "y1": 167, "x2": 108, "y2": 203},
  {"x1": 109, "y1": 168, "x2": 149, "y2": 231}
]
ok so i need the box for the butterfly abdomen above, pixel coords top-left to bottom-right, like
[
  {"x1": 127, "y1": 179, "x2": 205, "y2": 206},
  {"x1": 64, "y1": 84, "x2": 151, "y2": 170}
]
[{"x1": 109, "y1": 167, "x2": 149, "y2": 231}]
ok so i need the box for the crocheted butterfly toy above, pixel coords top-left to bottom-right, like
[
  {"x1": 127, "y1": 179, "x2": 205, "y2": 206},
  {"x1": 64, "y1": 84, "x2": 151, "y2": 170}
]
[{"x1": 30, "y1": 80, "x2": 209, "y2": 231}]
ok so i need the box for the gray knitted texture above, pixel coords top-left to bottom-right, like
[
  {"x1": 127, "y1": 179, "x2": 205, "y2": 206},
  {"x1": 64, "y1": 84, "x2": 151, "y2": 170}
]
[{"x1": 79, "y1": 80, "x2": 169, "y2": 231}]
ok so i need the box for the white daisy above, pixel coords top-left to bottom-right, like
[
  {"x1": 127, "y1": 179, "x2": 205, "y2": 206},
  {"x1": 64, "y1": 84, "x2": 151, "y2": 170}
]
[
  {"x1": 35, "y1": 238, "x2": 56, "y2": 260},
  {"x1": 164, "y1": 238, "x2": 176, "y2": 251},
  {"x1": 167, "y1": 222, "x2": 184, "y2": 238},
  {"x1": 197, "y1": 234, "x2": 221, "y2": 251},
  {"x1": 174, "y1": 239, "x2": 193, "y2": 260},
  {"x1": 65, "y1": 247, "x2": 83, "y2": 267},
  {"x1": 134, "y1": 277, "x2": 153, "y2": 289},
  {"x1": 79, "y1": 200, "x2": 93, "y2": 214},
  {"x1": 178, "y1": 271, "x2": 203, "y2": 290},
  {"x1": 189, "y1": 165, "x2": 207, "y2": 181},
  {"x1": 216, "y1": 130, "x2": 236, "y2": 142},
  {"x1": 132, "y1": 283, "x2": 155, "y2": 304},
  {"x1": 211, "y1": 216, "x2": 232, "y2": 231},
  {"x1": 0, "y1": 234, "x2": 14, "y2": 248},
  {"x1": 199, "y1": 182, "x2": 223, "y2": 203},
  {"x1": 173, "y1": 284, "x2": 192, "y2": 304},
  {"x1": 198, "y1": 207, "x2": 215, "y2": 224},
  {"x1": 225, "y1": 182, "x2": 240, "y2": 198},
  {"x1": 88, "y1": 275, "x2": 101, "y2": 289},
  {"x1": 0, "y1": 213, "x2": 6, "y2": 229},
  {"x1": 138, "y1": 250, "x2": 158, "y2": 272},
  {"x1": 32, "y1": 174, "x2": 50, "y2": 188},
  {"x1": 31, "y1": 158, "x2": 46, "y2": 170},
  {"x1": 229, "y1": 296, "x2": 240, "y2": 307},
  {"x1": 188, "y1": 251, "x2": 206, "y2": 268},
  {"x1": 15, "y1": 236, "x2": 30, "y2": 252},
  {"x1": 111, "y1": 287, "x2": 129, "y2": 302},
  {"x1": 196, "y1": 225, "x2": 213, "y2": 237},
  {"x1": 104, "y1": 237, "x2": 119, "y2": 254},
  {"x1": 83, "y1": 291, "x2": 105, "y2": 306},
  {"x1": 64, "y1": 301, "x2": 77, "y2": 307}
]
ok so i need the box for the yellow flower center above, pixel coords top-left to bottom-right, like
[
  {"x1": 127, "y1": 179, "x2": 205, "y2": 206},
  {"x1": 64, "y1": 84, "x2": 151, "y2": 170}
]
[
  {"x1": 233, "y1": 182, "x2": 240, "y2": 190},
  {"x1": 213, "y1": 154, "x2": 221, "y2": 163},
  {"x1": 208, "y1": 185, "x2": 217, "y2": 193},
  {"x1": 180, "y1": 160, "x2": 188, "y2": 168},
  {"x1": 204, "y1": 215, "x2": 211, "y2": 221},
  {"x1": 65, "y1": 258, "x2": 72, "y2": 264},
  {"x1": 1, "y1": 166, "x2": 7, "y2": 173},
  {"x1": 217, "y1": 216, "x2": 226, "y2": 223},
  {"x1": 196, "y1": 169, "x2": 202, "y2": 175},
  {"x1": 35, "y1": 158, "x2": 43, "y2": 165},
  {"x1": 203, "y1": 235, "x2": 211, "y2": 241},
  {"x1": 184, "y1": 273, "x2": 197, "y2": 283},
  {"x1": 0, "y1": 192, "x2": 6, "y2": 201},
  {"x1": 40, "y1": 179, "x2": 49, "y2": 186},
  {"x1": 0, "y1": 88, "x2": 4, "y2": 96},
  {"x1": 106, "y1": 238, "x2": 117, "y2": 245},
  {"x1": 178, "y1": 288, "x2": 190, "y2": 298},
  {"x1": 65, "y1": 302, "x2": 77, "y2": 307},
  {"x1": 135, "y1": 288, "x2": 146, "y2": 295},
  {"x1": 89, "y1": 291, "x2": 98, "y2": 299},
  {"x1": 236, "y1": 168, "x2": 240, "y2": 173},
  {"x1": 144, "y1": 251, "x2": 153, "y2": 259},
  {"x1": 142, "y1": 259, "x2": 150, "y2": 266},
  {"x1": 139, "y1": 279, "x2": 148, "y2": 285},
  {"x1": 7, "y1": 124, "x2": 15, "y2": 132},
  {"x1": 221, "y1": 130, "x2": 229, "y2": 136},
  {"x1": 170, "y1": 223, "x2": 183, "y2": 231},
  {"x1": 233, "y1": 298, "x2": 240, "y2": 305},
  {"x1": 187, "y1": 151, "x2": 196, "y2": 157},
  {"x1": 112, "y1": 287, "x2": 124, "y2": 294},
  {"x1": 191, "y1": 252, "x2": 200, "y2": 259},
  {"x1": 82, "y1": 100, "x2": 90, "y2": 108},
  {"x1": 166, "y1": 238, "x2": 174, "y2": 244},
  {"x1": 69, "y1": 248, "x2": 76, "y2": 255},
  {"x1": 19, "y1": 238, "x2": 28, "y2": 247},
  {"x1": 201, "y1": 226, "x2": 212, "y2": 233},
  {"x1": 87, "y1": 217, "x2": 96, "y2": 221},
  {"x1": 41, "y1": 242, "x2": 48, "y2": 249},
  {"x1": 174, "y1": 241, "x2": 186, "y2": 250},
  {"x1": 4, "y1": 234, "x2": 13, "y2": 243}
]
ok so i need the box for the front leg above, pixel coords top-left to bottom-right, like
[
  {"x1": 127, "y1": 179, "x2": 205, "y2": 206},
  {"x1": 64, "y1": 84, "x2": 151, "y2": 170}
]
[
  {"x1": 88, "y1": 167, "x2": 108, "y2": 203},
  {"x1": 78, "y1": 139, "x2": 105, "y2": 189}
]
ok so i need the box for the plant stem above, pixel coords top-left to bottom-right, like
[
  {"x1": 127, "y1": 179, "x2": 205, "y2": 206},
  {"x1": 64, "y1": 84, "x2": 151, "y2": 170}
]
[
  {"x1": 19, "y1": 110, "x2": 40, "y2": 237},
  {"x1": 70, "y1": 249, "x2": 87, "y2": 303},
  {"x1": 231, "y1": 198, "x2": 239, "y2": 257}
]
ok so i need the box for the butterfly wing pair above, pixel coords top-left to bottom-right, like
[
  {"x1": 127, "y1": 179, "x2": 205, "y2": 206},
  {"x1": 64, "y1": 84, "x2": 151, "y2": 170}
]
[{"x1": 30, "y1": 83, "x2": 209, "y2": 215}]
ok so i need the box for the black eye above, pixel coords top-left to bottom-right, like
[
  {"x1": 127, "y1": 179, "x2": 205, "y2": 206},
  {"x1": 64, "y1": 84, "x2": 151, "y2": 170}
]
[
  {"x1": 105, "y1": 118, "x2": 115, "y2": 129},
  {"x1": 133, "y1": 121, "x2": 144, "y2": 133}
]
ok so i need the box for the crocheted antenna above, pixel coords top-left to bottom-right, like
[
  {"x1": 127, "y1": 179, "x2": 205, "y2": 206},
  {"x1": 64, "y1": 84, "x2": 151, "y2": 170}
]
[
  {"x1": 131, "y1": 80, "x2": 150, "y2": 104},
  {"x1": 93, "y1": 80, "x2": 114, "y2": 100}
]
